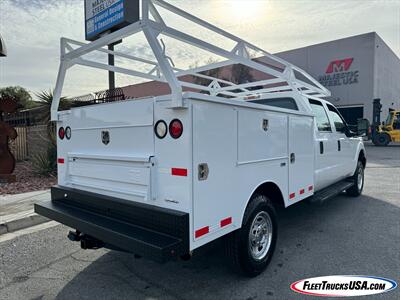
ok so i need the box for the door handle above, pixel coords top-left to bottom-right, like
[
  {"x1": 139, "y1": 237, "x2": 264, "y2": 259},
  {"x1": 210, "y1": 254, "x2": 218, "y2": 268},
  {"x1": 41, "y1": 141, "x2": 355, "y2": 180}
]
[
  {"x1": 290, "y1": 153, "x2": 295, "y2": 164},
  {"x1": 338, "y1": 140, "x2": 341, "y2": 151},
  {"x1": 319, "y1": 141, "x2": 324, "y2": 154},
  {"x1": 198, "y1": 163, "x2": 209, "y2": 181}
]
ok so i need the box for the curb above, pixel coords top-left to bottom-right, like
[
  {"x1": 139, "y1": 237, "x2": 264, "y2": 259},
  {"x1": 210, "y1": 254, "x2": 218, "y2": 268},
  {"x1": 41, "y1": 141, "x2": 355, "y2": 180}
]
[{"x1": 0, "y1": 213, "x2": 50, "y2": 236}]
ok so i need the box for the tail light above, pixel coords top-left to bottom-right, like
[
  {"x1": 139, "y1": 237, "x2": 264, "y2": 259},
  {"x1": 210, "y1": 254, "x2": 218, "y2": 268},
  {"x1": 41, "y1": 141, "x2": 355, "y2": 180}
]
[
  {"x1": 169, "y1": 119, "x2": 183, "y2": 139},
  {"x1": 65, "y1": 126, "x2": 72, "y2": 140},
  {"x1": 154, "y1": 120, "x2": 167, "y2": 139},
  {"x1": 58, "y1": 127, "x2": 65, "y2": 140}
]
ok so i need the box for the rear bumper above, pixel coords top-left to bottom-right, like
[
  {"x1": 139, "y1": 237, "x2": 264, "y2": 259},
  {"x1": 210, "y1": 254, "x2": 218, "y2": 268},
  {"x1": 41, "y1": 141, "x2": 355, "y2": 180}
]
[{"x1": 34, "y1": 186, "x2": 189, "y2": 262}]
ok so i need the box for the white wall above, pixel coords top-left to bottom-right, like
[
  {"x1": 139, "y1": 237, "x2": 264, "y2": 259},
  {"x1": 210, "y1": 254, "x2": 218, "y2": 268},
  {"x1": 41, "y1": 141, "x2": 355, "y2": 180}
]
[
  {"x1": 373, "y1": 33, "x2": 400, "y2": 121},
  {"x1": 275, "y1": 32, "x2": 400, "y2": 122}
]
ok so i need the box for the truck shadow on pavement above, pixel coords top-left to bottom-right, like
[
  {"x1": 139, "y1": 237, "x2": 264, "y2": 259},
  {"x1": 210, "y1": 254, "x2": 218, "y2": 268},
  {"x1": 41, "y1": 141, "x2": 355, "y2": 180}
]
[{"x1": 55, "y1": 194, "x2": 400, "y2": 300}]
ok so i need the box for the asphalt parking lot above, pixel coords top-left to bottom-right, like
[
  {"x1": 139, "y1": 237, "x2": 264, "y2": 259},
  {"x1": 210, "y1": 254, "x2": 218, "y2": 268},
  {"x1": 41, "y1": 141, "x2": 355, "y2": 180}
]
[{"x1": 0, "y1": 143, "x2": 399, "y2": 300}]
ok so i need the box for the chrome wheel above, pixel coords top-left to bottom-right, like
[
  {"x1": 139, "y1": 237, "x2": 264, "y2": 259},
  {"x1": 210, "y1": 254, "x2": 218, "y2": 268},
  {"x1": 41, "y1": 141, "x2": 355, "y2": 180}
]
[
  {"x1": 357, "y1": 166, "x2": 364, "y2": 191},
  {"x1": 249, "y1": 211, "x2": 273, "y2": 261}
]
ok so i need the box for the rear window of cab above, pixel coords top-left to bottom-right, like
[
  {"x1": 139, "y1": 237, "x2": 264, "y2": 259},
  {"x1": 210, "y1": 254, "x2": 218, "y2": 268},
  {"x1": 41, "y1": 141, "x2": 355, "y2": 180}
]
[{"x1": 249, "y1": 97, "x2": 299, "y2": 110}]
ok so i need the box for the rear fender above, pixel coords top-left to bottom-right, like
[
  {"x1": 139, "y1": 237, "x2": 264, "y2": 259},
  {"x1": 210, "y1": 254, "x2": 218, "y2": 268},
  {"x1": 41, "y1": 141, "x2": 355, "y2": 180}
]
[{"x1": 239, "y1": 180, "x2": 285, "y2": 226}]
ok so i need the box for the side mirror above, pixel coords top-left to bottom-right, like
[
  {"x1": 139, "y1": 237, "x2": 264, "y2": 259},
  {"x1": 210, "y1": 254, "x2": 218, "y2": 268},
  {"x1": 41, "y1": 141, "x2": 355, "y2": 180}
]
[
  {"x1": 357, "y1": 118, "x2": 370, "y2": 138},
  {"x1": 345, "y1": 128, "x2": 357, "y2": 137}
]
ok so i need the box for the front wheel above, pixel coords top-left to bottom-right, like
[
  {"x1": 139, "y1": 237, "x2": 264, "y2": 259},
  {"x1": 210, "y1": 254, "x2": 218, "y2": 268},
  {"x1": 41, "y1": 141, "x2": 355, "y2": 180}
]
[
  {"x1": 346, "y1": 161, "x2": 365, "y2": 196},
  {"x1": 373, "y1": 133, "x2": 390, "y2": 146},
  {"x1": 225, "y1": 194, "x2": 277, "y2": 277}
]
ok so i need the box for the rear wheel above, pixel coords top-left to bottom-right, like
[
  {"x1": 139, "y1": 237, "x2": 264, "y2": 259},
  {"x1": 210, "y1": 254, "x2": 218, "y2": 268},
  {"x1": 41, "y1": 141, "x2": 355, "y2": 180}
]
[
  {"x1": 225, "y1": 194, "x2": 277, "y2": 277},
  {"x1": 346, "y1": 161, "x2": 364, "y2": 196},
  {"x1": 373, "y1": 133, "x2": 390, "y2": 146}
]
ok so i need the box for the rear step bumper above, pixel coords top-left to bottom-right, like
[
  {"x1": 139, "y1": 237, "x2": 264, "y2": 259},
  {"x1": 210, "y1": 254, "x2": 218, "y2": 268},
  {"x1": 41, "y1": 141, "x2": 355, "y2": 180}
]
[{"x1": 34, "y1": 186, "x2": 189, "y2": 263}]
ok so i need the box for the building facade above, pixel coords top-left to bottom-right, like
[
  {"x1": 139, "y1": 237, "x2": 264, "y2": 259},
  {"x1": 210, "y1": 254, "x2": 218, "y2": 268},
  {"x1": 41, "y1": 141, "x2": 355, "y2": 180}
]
[
  {"x1": 118, "y1": 32, "x2": 399, "y2": 125},
  {"x1": 276, "y1": 32, "x2": 400, "y2": 125}
]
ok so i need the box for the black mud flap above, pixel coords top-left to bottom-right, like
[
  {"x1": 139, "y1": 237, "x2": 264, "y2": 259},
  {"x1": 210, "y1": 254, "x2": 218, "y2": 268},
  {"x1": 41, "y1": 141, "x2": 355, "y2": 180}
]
[{"x1": 34, "y1": 186, "x2": 189, "y2": 263}]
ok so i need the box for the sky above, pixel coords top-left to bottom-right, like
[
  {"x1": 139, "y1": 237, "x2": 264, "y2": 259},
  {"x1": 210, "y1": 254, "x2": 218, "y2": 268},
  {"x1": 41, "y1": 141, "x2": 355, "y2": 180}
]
[{"x1": 0, "y1": 0, "x2": 399, "y2": 99}]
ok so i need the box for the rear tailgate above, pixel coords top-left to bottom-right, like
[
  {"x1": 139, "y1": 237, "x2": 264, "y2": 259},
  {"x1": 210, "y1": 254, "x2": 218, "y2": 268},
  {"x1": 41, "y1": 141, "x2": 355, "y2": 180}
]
[{"x1": 57, "y1": 98, "x2": 155, "y2": 203}]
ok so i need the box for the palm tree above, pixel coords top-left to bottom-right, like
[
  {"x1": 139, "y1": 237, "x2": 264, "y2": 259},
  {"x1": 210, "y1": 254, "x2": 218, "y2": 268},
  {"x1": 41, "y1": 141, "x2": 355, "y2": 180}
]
[
  {"x1": 35, "y1": 90, "x2": 72, "y2": 145},
  {"x1": 35, "y1": 90, "x2": 71, "y2": 123}
]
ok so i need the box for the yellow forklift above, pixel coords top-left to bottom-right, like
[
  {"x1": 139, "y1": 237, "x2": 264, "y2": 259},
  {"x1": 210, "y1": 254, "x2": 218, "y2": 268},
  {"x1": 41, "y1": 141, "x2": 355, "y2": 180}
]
[{"x1": 371, "y1": 99, "x2": 400, "y2": 146}]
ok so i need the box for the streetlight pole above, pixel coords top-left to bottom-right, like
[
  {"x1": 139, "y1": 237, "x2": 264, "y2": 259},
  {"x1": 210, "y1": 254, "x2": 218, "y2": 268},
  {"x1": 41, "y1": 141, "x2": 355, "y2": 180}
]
[
  {"x1": 107, "y1": 40, "x2": 122, "y2": 91},
  {"x1": 108, "y1": 44, "x2": 115, "y2": 90}
]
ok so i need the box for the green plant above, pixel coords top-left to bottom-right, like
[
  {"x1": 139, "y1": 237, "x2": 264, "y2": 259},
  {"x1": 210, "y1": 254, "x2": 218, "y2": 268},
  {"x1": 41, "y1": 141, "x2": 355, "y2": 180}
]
[
  {"x1": 31, "y1": 144, "x2": 57, "y2": 176},
  {"x1": 0, "y1": 86, "x2": 33, "y2": 108},
  {"x1": 35, "y1": 90, "x2": 71, "y2": 123},
  {"x1": 35, "y1": 89, "x2": 73, "y2": 146}
]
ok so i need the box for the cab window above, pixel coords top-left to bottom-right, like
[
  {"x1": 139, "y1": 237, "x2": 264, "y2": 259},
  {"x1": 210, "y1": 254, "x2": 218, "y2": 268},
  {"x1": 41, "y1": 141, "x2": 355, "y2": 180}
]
[
  {"x1": 309, "y1": 99, "x2": 332, "y2": 132},
  {"x1": 327, "y1": 104, "x2": 346, "y2": 133},
  {"x1": 249, "y1": 97, "x2": 298, "y2": 110},
  {"x1": 394, "y1": 112, "x2": 400, "y2": 129}
]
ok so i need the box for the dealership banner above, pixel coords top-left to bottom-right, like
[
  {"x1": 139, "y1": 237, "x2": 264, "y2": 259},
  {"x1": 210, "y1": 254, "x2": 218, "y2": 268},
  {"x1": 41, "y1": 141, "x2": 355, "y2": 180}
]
[{"x1": 291, "y1": 275, "x2": 397, "y2": 297}]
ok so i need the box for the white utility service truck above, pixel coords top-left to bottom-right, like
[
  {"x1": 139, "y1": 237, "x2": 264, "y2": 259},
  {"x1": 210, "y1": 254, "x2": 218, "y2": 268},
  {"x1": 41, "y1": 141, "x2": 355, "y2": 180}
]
[{"x1": 35, "y1": 0, "x2": 366, "y2": 276}]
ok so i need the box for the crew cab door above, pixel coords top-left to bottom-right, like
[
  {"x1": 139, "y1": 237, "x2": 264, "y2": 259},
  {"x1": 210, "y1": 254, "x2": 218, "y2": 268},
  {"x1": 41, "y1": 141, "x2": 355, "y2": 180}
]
[
  {"x1": 326, "y1": 103, "x2": 355, "y2": 177},
  {"x1": 288, "y1": 115, "x2": 314, "y2": 203},
  {"x1": 309, "y1": 99, "x2": 338, "y2": 190}
]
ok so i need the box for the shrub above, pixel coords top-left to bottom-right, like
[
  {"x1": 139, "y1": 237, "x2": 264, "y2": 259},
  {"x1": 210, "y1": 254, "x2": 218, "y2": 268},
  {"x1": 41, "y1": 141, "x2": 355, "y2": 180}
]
[{"x1": 32, "y1": 144, "x2": 57, "y2": 176}]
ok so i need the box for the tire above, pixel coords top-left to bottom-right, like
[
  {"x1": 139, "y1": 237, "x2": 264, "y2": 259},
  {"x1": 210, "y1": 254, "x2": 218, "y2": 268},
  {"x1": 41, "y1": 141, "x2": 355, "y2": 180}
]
[
  {"x1": 225, "y1": 194, "x2": 277, "y2": 277},
  {"x1": 373, "y1": 133, "x2": 390, "y2": 146},
  {"x1": 346, "y1": 161, "x2": 365, "y2": 197}
]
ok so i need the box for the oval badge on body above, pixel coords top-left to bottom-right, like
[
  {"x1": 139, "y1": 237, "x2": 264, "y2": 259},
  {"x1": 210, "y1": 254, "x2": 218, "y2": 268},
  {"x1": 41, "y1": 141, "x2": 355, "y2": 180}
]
[
  {"x1": 291, "y1": 275, "x2": 397, "y2": 297},
  {"x1": 101, "y1": 130, "x2": 110, "y2": 145}
]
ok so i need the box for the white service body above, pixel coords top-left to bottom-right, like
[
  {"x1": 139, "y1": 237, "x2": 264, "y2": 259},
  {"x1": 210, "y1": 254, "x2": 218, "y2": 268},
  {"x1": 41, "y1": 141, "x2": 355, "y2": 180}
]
[{"x1": 56, "y1": 91, "x2": 365, "y2": 251}]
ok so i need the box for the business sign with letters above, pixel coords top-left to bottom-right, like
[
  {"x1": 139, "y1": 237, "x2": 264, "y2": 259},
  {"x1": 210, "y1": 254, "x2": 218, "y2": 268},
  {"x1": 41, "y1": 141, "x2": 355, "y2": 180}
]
[
  {"x1": 318, "y1": 57, "x2": 359, "y2": 87},
  {"x1": 85, "y1": 0, "x2": 140, "y2": 41}
]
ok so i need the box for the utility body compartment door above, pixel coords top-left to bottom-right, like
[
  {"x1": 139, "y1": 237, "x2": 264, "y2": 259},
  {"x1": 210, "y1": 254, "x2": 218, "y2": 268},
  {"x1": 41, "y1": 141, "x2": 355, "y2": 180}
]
[
  {"x1": 191, "y1": 101, "x2": 289, "y2": 248},
  {"x1": 288, "y1": 115, "x2": 315, "y2": 203},
  {"x1": 57, "y1": 99, "x2": 156, "y2": 203}
]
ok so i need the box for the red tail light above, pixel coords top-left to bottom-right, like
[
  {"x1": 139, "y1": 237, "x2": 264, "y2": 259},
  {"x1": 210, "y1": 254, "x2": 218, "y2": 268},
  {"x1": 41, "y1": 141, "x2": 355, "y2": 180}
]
[
  {"x1": 169, "y1": 119, "x2": 183, "y2": 139},
  {"x1": 58, "y1": 127, "x2": 65, "y2": 140}
]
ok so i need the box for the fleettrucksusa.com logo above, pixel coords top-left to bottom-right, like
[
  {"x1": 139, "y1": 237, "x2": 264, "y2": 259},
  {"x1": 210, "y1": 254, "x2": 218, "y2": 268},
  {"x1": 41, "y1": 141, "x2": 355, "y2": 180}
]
[
  {"x1": 291, "y1": 275, "x2": 397, "y2": 297},
  {"x1": 318, "y1": 58, "x2": 359, "y2": 87}
]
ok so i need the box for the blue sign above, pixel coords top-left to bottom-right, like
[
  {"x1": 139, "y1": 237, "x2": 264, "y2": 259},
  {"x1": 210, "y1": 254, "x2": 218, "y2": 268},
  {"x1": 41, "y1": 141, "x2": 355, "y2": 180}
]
[{"x1": 85, "y1": 0, "x2": 139, "y2": 41}]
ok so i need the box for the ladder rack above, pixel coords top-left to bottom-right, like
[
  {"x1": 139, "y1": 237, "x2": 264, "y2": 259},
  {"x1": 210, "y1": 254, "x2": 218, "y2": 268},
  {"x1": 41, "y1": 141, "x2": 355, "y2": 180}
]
[{"x1": 51, "y1": 0, "x2": 330, "y2": 121}]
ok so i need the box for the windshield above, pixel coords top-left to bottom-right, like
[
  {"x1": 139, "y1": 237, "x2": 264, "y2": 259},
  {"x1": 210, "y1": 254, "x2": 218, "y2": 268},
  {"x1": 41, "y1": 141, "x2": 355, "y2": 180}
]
[{"x1": 385, "y1": 113, "x2": 394, "y2": 126}]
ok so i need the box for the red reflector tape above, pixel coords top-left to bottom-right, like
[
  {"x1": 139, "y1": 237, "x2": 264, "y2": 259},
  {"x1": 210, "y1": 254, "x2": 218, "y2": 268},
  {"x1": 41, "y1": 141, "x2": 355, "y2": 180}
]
[
  {"x1": 308, "y1": 185, "x2": 313, "y2": 191},
  {"x1": 195, "y1": 226, "x2": 209, "y2": 238},
  {"x1": 289, "y1": 193, "x2": 295, "y2": 199},
  {"x1": 57, "y1": 158, "x2": 65, "y2": 164},
  {"x1": 220, "y1": 217, "x2": 232, "y2": 227},
  {"x1": 171, "y1": 168, "x2": 187, "y2": 176},
  {"x1": 299, "y1": 189, "x2": 305, "y2": 195}
]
